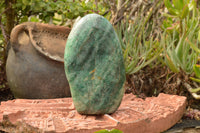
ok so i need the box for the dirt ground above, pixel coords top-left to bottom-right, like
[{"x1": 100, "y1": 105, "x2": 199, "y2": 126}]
[{"x1": 125, "y1": 64, "x2": 200, "y2": 109}]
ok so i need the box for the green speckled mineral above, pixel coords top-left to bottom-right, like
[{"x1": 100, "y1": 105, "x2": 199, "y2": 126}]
[{"x1": 64, "y1": 14, "x2": 125, "y2": 115}]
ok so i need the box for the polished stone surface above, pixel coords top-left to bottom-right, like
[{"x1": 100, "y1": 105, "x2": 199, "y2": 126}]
[{"x1": 64, "y1": 14, "x2": 125, "y2": 114}]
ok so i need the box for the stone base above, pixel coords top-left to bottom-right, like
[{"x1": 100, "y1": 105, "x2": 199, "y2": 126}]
[{"x1": 0, "y1": 93, "x2": 186, "y2": 133}]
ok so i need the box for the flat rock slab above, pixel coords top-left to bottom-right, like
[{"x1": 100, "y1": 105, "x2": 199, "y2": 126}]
[{"x1": 0, "y1": 93, "x2": 186, "y2": 133}]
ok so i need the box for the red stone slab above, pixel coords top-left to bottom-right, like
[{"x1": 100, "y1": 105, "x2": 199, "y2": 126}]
[{"x1": 0, "y1": 93, "x2": 186, "y2": 133}]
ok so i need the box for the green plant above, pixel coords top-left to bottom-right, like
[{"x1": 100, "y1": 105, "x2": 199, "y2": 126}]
[
  {"x1": 14, "y1": 0, "x2": 108, "y2": 25},
  {"x1": 187, "y1": 30, "x2": 200, "y2": 53},
  {"x1": 185, "y1": 31, "x2": 200, "y2": 99},
  {"x1": 183, "y1": 64, "x2": 200, "y2": 99},
  {"x1": 190, "y1": 64, "x2": 200, "y2": 82},
  {"x1": 162, "y1": 0, "x2": 200, "y2": 74},
  {"x1": 116, "y1": 14, "x2": 162, "y2": 75},
  {"x1": 95, "y1": 129, "x2": 123, "y2": 133},
  {"x1": 161, "y1": 27, "x2": 199, "y2": 74},
  {"x1": 163, "y1": 0, "x2": 200, "y2": 99},
  {"x1": 163, "y1": 0, "x2": 197, "y2": 36}
]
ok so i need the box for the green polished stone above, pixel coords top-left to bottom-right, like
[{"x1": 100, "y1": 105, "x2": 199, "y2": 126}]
[{"x1": 64, "y1": 14, "x2": 125, "y2": 115}]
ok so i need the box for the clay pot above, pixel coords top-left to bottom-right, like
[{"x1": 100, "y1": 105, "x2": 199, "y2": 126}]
[{"x1": 6, "y1": 22, "x2": 71, "y2": 99}]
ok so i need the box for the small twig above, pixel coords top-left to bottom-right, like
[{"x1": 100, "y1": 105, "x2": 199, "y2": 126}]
[
  {"x1": 0, "y1": 19, "x2": 9, "y2": 44},
  {"x1": 128, "y1": 0, "x2": 143, "y2": 20},
  {"x1": 193, "y1": 81, "x2": 199, "y2": 88},
  {"x1": 139, "y1": 77, "x2": 144, "y2": 93},
  {"x1": 95, "y1": 0, "x2": 98, "y2": 11},
  {"x1": 176, "y1": 77, "x2": 181, "y2": 86},
  {"x1": 102, "y1": 10, "x2": 110, "y2": 16},
  {"x1": 0, "y1": 6, "x2": 10, "y2": 17},
  {"x1": 157, "y1": 70, "x2": 168, "y2": 79},
  {"x1": 113, "y1": 15, "x2": 124, "y2": 25},
  {"x1": 0, "y1": 7, "x2": 11, "y2": 44},
  {"x1": 183, "y1": 82, "x2": 200, "y2": 99},
  {"x1": 164, "y1": 73, "x2": 177, "y2": 87},
  {"x1": 130, "y1": 76, "x2": 137, "y2": 94},
  {"x1": 111, "y1": 0, "x2": 129, "y2": 24}
]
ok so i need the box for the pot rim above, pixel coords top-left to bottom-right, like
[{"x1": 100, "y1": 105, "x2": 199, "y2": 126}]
[{"x1": 10, "y1": 22, "x2": 71, "y2": 63}]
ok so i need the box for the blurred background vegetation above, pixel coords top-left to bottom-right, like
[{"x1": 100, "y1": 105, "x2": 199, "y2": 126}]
[{"x1": 0, "y1": 0, "x2": 200, "y2": 104}]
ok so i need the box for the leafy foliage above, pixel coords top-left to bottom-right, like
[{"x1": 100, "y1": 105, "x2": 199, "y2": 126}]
[
  {"x1": 117, "y1": 16, "x2": 162, "y2": 74},
  {"x1": 163, "y1": 0, "x2": 197, "y2": 35},
  {"x1": 161, "y1": 28, "x2": 198, "y2": 74},
  {"x1": 116, "y1": 0, "x2": 164, "y2": 75},
  {"x1": 14, "y1": 0, "x2": 108, "y2": 24},
  {"x1": 162, "y1": 0, "x2": 200, "y2": 74},
  {"x1": 95, "y1": 129, "x2": 123, "y2": 133},
  {"x1": 161, "y1": 0, "x2": 200, "y2": 99}
]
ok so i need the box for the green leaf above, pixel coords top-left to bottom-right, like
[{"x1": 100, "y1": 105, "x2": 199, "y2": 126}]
[
  {"x1": 166, "y1": 54, "x2": 180, "y2": 73},
  {"x1": 187, "y1": 39, "x2": 200, "y2": 53},
  {"x1": 164, "y1": 0, "x2": 174, "y2": 10},
  {"x1": 190, "y1": 87, "x2": 200, "y2": 93},
  {"x1": 175, "y1": 36, "x2": 184, "y2": 62},
  {"x1": 20, "y1": 16, "x2": 28, "y2": 22},
  {"x1": 30, "y1": 16, "x2": 39, "y2": 22},
  {"x1": 181, "y1": 4, "x2": 189, "y2": 19},
  {"x1": 172, "y1": 0, "x2": 184, "y2": 10},
  {"x1": 188, "y1": 0, "x2": 196, "y2": 10},
  {"x1": 95, "y1": 129, "x2": 123, "y2": 133},
  {"x1": 22, "y1": 4, "x2": 27, "y2": 10},
  {"x1": 22, "y1": 0, "x2": 29, "y2": 5},
  {"x1": 164, "y1": 0, "x2": 179, "y2": 15},
  {"x1": 44, "y1": 16, "x2": 51, "y2": 22},
  {"x1": 162, "y1": 13, "x2": 179, "y2": 18},
  {"x1": 193, "y1": 64, "x2": 200, "y2": 78},
  {"x1": 74, "y1": 11, "x2": 79, "y2": 16},
  {"x1": 95, "y1": 129, "x2": 109, "y2": 133},
  {"x1": 110, "y1": 129, "x2": 123, "y2": 133},
  {"x1": 198, "y1": 31, "x2": 200, "y2": 42}
]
